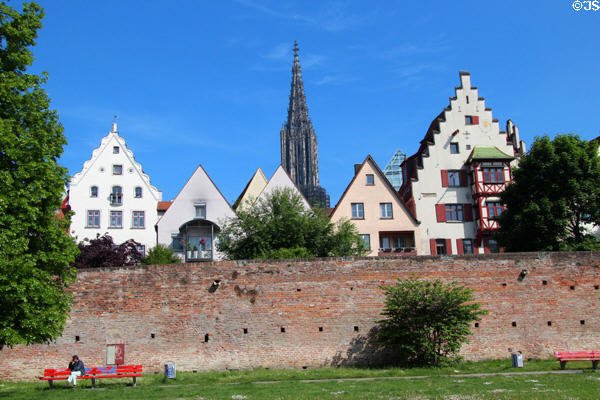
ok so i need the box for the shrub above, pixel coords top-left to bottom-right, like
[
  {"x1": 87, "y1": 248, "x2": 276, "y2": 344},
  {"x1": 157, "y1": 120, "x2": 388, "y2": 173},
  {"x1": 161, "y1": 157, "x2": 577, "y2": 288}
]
[{"x1": 142, "y1": 244, "x2": 181, "y2": 265}]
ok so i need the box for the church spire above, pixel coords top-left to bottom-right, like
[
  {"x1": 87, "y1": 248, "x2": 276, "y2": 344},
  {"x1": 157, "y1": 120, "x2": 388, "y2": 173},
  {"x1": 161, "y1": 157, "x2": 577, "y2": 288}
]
[{"x1": 280, "y1": 41, "x2": 329, "y2": 208}]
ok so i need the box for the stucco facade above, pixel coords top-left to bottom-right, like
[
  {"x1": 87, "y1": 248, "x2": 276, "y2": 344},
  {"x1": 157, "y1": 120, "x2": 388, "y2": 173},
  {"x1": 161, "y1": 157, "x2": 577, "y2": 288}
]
[
  {"x1": 69, "y1": 123, "x2": 162, "y2": 253},
  {"x1": 232, "y1": 168, "x2": 268, "y2": 212},
  {"x1": 156, "y1": 164, "x2": 236, "y2": 261},
  {"x1": 400, "y1": 72, "x2": 526, "y2": 255},
  {"x1": 330, "y1": 156, "x2": 421, "y2": 256}
]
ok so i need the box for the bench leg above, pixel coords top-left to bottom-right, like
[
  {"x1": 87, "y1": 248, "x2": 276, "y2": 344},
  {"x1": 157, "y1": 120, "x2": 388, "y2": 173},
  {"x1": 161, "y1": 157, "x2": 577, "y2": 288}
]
[
  {"x1": 49, "y1": 380, "x2": 54, "y2": 389},
  {"x1": 133, "y1": 376, "x2": 137, "y2": 387},
  {"x1": 92, "y1": 377, "x2": 96, "y2": 388},
  {"x1": 593, "y1": 360, "x2": 599, "y2": 370},
  {"x1": 560, "y1": 361, "x2": 567, "y2": 370}
]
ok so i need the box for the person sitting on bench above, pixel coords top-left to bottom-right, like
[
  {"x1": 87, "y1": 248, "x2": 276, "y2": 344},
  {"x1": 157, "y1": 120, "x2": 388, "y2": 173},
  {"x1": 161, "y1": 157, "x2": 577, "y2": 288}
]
[{"x1": 66, "y1": 355, "x2": 85, "y2": 387}]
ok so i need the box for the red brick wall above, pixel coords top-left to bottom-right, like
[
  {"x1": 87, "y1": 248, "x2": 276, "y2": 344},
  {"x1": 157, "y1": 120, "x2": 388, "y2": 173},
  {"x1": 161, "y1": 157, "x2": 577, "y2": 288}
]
[{"x1": 2, "y1": 252, "x2": 599, "y2": 380}]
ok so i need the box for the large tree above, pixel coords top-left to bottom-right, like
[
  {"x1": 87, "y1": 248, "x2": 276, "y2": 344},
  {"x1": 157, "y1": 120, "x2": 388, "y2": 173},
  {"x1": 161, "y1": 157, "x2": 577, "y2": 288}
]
[
  {"x1": 497, "y1": 134, "x2": 600, "y2": 251},
  {"x1": 0, "y1": 2, "x2": 78, "y2": 349},
  {"x1": 217, "y1": 188, "x2": 367, "y2": 260}
]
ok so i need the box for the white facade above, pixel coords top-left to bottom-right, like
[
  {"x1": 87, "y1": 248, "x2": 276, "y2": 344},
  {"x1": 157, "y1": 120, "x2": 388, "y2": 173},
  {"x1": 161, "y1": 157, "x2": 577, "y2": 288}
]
[
  {"x1": 156, "y1": 164, "x2": 236, "y2": 261},
  {"x1": 69, "y1": 123, "x2": 162, "y2": 253},
  {"x1": 400, "y1": 72, "x2": 525, "y2": 255},
  {"x1": 258, "y1": 165, "x2": 311, "y2": 209}
]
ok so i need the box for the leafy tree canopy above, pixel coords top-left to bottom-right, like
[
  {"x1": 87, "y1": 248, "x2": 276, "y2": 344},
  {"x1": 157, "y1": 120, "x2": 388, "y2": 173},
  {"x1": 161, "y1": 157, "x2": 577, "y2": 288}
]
[
  {"x1": 142, "y1": 244, "x2": 181, "y2": 265},
  {"x1": 378, "y1": 277, "x2": 486, "y2": 367},
  {"x1": 0, "y1": 2, "x2": 79, "y2": 349},
  {"x1": 72, "y1": 234, "x2": 142, "y2": 269},
  {"x1": 497, "y1": 134, "x2": 600, "y2": 251},
  {"x1": 217, "y1": 188, "x2": 367, "y2": 260}
]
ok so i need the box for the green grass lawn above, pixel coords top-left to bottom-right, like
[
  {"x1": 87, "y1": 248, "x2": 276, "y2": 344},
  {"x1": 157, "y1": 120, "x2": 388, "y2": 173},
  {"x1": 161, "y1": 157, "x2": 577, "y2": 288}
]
[{"x1": 2, "y1": 359, "x2": 599, "y2": 399}]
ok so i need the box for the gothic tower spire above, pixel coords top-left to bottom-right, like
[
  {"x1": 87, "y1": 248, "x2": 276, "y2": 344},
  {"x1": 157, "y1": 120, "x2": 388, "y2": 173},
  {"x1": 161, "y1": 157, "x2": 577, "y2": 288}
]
[{"x1": 280, "y1": 41, "x2": 329, "y2": 208}]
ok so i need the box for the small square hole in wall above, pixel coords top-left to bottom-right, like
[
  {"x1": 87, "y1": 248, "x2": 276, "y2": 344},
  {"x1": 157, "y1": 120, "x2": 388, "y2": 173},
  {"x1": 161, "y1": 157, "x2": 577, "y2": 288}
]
[
  {"x1": 297, "y1": 288, "x2": 301, "y2": 292},
  {"x1": 243, "y1": 328, "x2": 248, "y2": 334},
  {"x1": 354, "y1": 326, "x2": 359, "y2": 332},
  {"x1": 547, "y1": 321, "x2": 552, "y2": 326},
  {"x1": 302, "y1": 366, "x2": 307, "y2": 370},
  {"x1": 350, "y1": 287, "x2": 354, "y2": 291},
  {"x1": 580, "y1": 320, "x2": 585, "y2": 325},
  {"x1": 318, "y1": 327, "x2": 323, "y2": 332},
  {"x1": 474, "y1": 323, "x2": 479, "y2": 328},
  {"x1": 502, "y1": 283, "x2": 507, "y2": 287},
  {"x1": 151, "y1": 333, "x2": 155, "y2": 339},
  {"x1": 542, "y1": 280, "x2": 548, "y2": 286},
  {"x1": 595, "y1": 285, "x2": 599, "y2": 290},
  {"x1": 75, "y1": 335, "x2": 80, "y2": 342},
  {"x1": 281, "y1": 327, "x2": 286, "y2": 333},
  {"x1": 570, "y1": 286, "x2": 575, "y2": 290},
  {"x1": 512, "y1": 322, "x2": 517, "y2": 327},
  {"x1": 204, "y1": 334, "x2": 209, "y2": 343}
]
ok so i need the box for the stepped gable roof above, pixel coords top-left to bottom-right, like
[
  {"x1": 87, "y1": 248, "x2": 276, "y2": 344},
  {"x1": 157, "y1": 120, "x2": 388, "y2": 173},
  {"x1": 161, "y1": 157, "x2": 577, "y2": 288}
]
[
  {"x1": 329, "y1": 155, "x2": 419, "y2": 225},
  {"x1": 467, "y1": 146, "x2": 514, "y2": 163}
]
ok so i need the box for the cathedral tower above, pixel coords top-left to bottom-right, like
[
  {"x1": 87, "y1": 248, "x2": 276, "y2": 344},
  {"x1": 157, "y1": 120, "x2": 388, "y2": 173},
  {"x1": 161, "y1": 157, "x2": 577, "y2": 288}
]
[{"x1": 280, "y1": 41, "x2": 329, "y2": 208}]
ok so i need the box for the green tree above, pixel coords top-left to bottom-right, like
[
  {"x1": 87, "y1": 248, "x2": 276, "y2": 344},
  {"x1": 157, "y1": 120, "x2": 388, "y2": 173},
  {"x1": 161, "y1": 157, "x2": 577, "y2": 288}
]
[
  {"x1": 0, "y1": 2, "x2": 78, "y2": 349},
  {"x1": 142, "y1": 244, "x2": 181, "y2": 265},
  {"x1": 378, "y1": 277, "x2": 486, "y2": 367},
  {"x1": 497, "y1": 134, "x2": 600, "y2": 251},
  {"x1": 217, "y1": 188, "x2": 366, "y2": 260}
]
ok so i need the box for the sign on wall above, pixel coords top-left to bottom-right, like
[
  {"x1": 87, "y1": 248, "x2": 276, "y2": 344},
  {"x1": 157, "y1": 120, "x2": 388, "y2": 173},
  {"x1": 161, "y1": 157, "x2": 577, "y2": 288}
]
[{"x1": 106, "y1": 344, "x2": 125, "y2": 365}]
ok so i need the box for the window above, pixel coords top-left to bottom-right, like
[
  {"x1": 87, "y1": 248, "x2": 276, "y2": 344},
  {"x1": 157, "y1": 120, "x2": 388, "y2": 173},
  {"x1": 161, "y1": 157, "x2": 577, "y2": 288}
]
[
  {"x1": 462, "y1": 239, "x2": 474, "y2": 254},
  {"x1": 486, "y1": 202, "x2": 503, "y2": 218},
  {"x1": 380, "y1": 237, "x2": 391, "y2": 250},
  {"x1": 380, "y1": 203, "x2": 393, "y2": 218},
  {"x1": 136, "y1": 245, "x2": 146, "y2": 256},
  {"x1": 110, "y1": 186, "x2": 122, "y2": 205},
  {"x1": 112, "y1": 164, "x2": 123, "y2": 175},
  {"x1": 171, "y1": 234, "x2": 184, "y2": 251},
  {"x1": 86, "y1": 210, "x2": 100, "y2": 228},
  {"x1": 435, "y1": 239, "x2": 447, "y2": 255},
  {"x1": 194, "y1": 203, "x2": 206, "y2": 219},
  {"x1": 110, "y1": 211, "x2": 122, "y2": 228},
  {"x1": 351, "y1": 203, "x2": 364, "y2": 219},
  {"x1": 465, "y1": 115, "x2": 479, "y2": 125},
  {"x1": 445, "y1": 204, "x2": 464, "y2": 221},
  {"x1": 448, "y1": 170, "x2": 461, "y2": 187},
  {"x1": 482, "y1": 167, "x2": 504, "y2": 183},
  {"x1": 450, "y1": 143, "x2": 459, "y2": 154},
  {"x1": 366, "y1": 174, "x2": 374, "y2": 185},
  {"x1": 90, "y1": 186, "x2": 98, "y2": 198},
  {"x1": 488, "y1": 239, "x2": 500, "y2": 253},
  {"x1": 113, "y1": 146, "x2": 119, "y2": 154},
  {"x1": 359, "y1": 234, "x2": 370, "y2": 250},
  {"x1": 134, "y1": 186, "x2": 142, "y2": 198},
  {"x1": 132, "y1": 211, "x2": 145, "y2": 228}
]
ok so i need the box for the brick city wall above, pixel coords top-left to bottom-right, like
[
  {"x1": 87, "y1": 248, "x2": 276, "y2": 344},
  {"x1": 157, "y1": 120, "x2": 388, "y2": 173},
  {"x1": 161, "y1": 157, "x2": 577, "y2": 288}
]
[{"x1": 1, "y1": 252, "x2": 599, "y2": 380}]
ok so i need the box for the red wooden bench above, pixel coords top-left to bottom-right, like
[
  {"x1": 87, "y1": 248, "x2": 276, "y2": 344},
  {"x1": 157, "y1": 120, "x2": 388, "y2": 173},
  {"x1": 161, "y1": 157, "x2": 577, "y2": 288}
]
[
  {"x1": 40, "y1": 365, "x2": 143, "y2": 388},
  {"x1": 554, "y1": 351, "x2": 600, "y2": 370}
]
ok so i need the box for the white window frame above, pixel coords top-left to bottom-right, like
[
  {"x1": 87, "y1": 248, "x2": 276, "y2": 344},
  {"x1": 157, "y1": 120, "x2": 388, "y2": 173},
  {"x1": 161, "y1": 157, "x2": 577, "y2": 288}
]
[
  {"x1": 366, "y1": 174, "x2": 374, "y2": 185},
  {"x1": 110, "y1": 210, "x2": 123, "y2": 228},
  {"x1": 194, "y1": 203, "x2": 206, "y2": 219},
  {"x1": 132, "y1": 211, "x2": 145, "y2": 229},
  {"x1": 351, "y1": 203, "x2": 364, "y2": 219},
  {"x1": 359, "y1": 234, "x2": 370, "y2": 250},
  {"x1": 112, "y1": 164, "x2": 123, "y2": 175},
  {"x1": 86, "y1": 210, "x2": 100, "y2": 228},
  {"x1": 380, "y1": 203, "x2": 393, "y2": 219},
  {"x1": 134, "y1": 186, "x2": 143, "y2": 198}
]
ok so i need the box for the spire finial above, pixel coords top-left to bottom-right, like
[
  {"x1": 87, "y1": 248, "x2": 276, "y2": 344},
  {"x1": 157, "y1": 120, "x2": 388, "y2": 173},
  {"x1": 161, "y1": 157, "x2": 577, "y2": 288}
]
[
  {"x1": 293, "y1": 41, "x2": 299, "y2": 57},
  {"x1": 111, "y1": 115, "x2": 118, "y2": 133}
]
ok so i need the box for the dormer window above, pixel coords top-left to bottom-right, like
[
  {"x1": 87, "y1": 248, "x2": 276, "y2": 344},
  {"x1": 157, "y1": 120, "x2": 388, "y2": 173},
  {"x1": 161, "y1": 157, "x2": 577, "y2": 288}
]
[
  {"x1": 366, "y1": 174, "x2": 374, "y2": 185},
  {"x1": 194, "y1": 203, "x2": 206, "y2": 219},
  {"x1": 90, "y1": 186, "x2": 98, "y2": 198},
  {"x1": 113, "y1": 164, "x2": 123, "y2": 175},
  {"x1": 134, "y1": 186, "x2": 142, "y2": 198},
  {"x1": 113, "y1": 146, "x2": 119, "y2": 154}
]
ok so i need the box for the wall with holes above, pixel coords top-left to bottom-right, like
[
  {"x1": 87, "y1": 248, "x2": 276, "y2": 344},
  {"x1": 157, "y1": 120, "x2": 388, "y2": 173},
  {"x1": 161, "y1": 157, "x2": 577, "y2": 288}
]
[{"x1": 1, "y1": 252, "x2": 599, "y2": 380}]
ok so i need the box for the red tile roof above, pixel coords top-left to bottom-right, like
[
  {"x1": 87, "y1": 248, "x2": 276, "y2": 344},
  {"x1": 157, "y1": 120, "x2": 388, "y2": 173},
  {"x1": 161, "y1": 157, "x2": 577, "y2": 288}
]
[{"x1": 157, "y1": 201, "x2": 173, "y2": 211}]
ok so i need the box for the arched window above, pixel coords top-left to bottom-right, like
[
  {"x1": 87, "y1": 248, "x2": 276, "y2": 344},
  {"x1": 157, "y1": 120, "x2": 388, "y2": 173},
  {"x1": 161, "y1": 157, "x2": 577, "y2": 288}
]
[
  {"x1": 135, "y1": 186, "x2": 142, "y2": 198},
  {"x1": 90, "y1": 186, "x2": 98, "y2": 198},
  {"x1": 110, "y1": 186, "x2": 122, "y2": 205}
]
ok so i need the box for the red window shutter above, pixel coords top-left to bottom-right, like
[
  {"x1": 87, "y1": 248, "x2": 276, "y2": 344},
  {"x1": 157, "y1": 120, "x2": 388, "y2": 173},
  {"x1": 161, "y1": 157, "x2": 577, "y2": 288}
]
[
  {"x1": 472, "y1": 116, "x2": 479, "y2": 125},
  {"x1": 456, "y1": 239, "x2": 464, "y2": 255},
  {"x1": 430, "y1": 239, "x2": 437, "y2": 255},
  {"x1": 464, "y1": 204, "x2": 473, "y2": 221},
  {"x1": 445, "y1": 239, "x2": 452, "y2": 255},
  {"x1": 441, "y1": 170, "x2": 449, "y2": 187},
  {"x1": 483, "y1": 239, "x2": 490, "y2": 254},
  {"x1": 460, "y1": 170, "x2": 468, "y2": 186},
  {"x1": 435, "y1": 204, "x2": 446, "y2": 222},
  {"x1": 473, "y1": 245, "x2": 479, "y2": 254}
]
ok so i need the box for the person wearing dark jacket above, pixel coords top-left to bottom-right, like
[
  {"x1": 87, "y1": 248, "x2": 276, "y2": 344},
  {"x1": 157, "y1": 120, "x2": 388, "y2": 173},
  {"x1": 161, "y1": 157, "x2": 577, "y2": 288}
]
[{"x1": 66, "y1": 355, "x2": 85, "y2": 387}]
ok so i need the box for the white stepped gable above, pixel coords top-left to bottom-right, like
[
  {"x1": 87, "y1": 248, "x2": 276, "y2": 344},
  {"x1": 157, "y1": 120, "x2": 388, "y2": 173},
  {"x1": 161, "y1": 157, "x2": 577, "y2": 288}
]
[{"x1": 71, "y1": 123, "x2": 161, "y2": 200}]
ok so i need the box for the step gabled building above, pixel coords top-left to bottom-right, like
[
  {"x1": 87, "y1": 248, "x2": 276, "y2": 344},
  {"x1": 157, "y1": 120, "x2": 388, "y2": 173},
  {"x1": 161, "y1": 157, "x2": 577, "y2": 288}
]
[{"x1": 399, "y1": 72, "x2": 526, "y2": 255}]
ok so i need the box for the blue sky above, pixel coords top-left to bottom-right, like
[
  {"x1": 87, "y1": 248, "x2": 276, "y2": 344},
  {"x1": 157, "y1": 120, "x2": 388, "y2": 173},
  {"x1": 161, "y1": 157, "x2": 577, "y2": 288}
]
[{"x1": 26, "y1": 0, "x2": 600, "y2": 204}]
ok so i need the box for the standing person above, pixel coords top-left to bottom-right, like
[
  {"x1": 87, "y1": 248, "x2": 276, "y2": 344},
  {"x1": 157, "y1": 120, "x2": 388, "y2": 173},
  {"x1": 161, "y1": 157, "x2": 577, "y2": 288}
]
[{"x1": 66, "y1": 355, "x2": 85, "y2": 387}]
